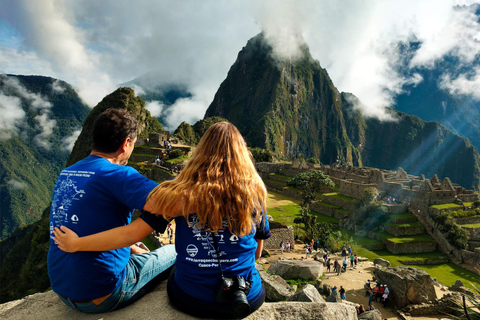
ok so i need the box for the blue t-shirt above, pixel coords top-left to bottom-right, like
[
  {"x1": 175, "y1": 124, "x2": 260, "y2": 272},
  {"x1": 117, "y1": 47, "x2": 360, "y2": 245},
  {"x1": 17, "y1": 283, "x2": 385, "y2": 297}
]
[
  {"x1": 47, "y1": 155, "x2": 158, "y2": 301},
  {"x1": 174, "y1": 212, "x2": 270, "y2": 303}
]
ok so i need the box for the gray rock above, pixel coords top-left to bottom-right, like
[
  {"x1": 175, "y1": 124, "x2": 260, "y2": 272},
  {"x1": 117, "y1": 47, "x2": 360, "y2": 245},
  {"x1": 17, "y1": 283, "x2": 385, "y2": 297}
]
[
  {"x1": 256, "y1": 264, "x2": 295, "y2": 301},
  {"x1": 269, "y1": 260, "x2": 324, "y2": 281},
  {"x1": 262, "y1": 248, "x2": 271, "y2": 257},
  {"x1": 326, "y1": 291, "x2": 342, "y2": 302},
  {"x1": 373, "y1": 266, "x2": 437, "y2": 308},
  {"x1": 0, "y1": 287, "x2": 358, "y2": 320},
  {"x1": 357, "y1": 257, "x2": 369, "y2": 262},
  {"x1": 288, "y1": 284, "x2": 325, "y2": 303},
  {"x1": 314, "y1": 279, "x2": 322, "y2": 292},
  {"x1": 245, "y1": 302, "x2": 357, "y2": 320},
  {"x1": 322, "y1": 284, "x2": 332, "y2": 295},
  {"x1": 373, "y1": 258, "x2": 390, "y2": 267},
  {"x1": 358, "y1": 309, "x2": 383, "y2": 320}
]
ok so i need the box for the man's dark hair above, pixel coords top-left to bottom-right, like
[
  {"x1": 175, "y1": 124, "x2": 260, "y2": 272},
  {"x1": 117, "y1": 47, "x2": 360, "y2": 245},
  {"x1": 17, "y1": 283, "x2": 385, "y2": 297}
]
[{"x1": 92, "y1": 108, "x2": 138, "y2": 153}]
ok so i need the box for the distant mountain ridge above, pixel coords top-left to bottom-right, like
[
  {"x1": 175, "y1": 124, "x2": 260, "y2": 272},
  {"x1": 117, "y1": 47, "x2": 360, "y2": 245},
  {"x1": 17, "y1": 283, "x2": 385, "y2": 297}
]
[
  {"x1": 204, "y1": 33, "x2": 480, "y2": 189},
  {"x1": 0, "y1": 75, "x2": 90, "y2": 239}
]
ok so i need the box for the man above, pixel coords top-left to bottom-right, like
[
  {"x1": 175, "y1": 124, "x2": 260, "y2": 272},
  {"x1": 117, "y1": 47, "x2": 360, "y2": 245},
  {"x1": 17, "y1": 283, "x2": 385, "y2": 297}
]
[{"x1": 48, "y1": 109, "x2": 176, "y2": 313}]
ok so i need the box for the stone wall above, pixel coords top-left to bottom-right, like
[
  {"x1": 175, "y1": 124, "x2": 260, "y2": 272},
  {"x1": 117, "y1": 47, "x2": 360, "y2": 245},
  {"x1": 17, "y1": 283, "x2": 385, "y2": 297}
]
[
  {"x1": 456, "y1": 216, "x2": 480, "y2": 225},
  {"x1": 460, "y1": 247, "x2": 480, "y2": 269},
  {"x1": 338, "y1": 180, "x2": 377, "y2": 200},
  {"x1": 385, "y1": 204, "x2": 408, "y2": 214},
  {"x1": 385, "y1": 224, "x2": 425, "y2": 237},
  {"x1": 264, "y1": 224, "x2": 294, "y2": 250},
  {"x1": 456, "y1": 193, "x2": 479, "y2": 202},
  {"x1": 320, "y1": 194, "x2": 357, "y2": 211},
  {"x1": 463, "y1": 226, "x2": 480, "y2": 241}
]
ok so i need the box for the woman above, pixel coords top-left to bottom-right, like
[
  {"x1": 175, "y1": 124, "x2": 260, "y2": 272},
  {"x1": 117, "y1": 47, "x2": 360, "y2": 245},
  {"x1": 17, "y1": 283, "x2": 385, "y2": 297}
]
[{"x1": 54, "y1": 122, "x2": 270, "y2": 319}]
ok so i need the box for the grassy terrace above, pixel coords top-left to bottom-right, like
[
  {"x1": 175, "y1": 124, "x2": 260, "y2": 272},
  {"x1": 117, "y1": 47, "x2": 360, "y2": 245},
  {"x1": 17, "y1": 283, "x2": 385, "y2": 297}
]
[
  {"x1": 322, "y1": 192, "x2": 359, "y2": 203},
  {"x1": 430, "y1": 203, "x2": 463, "y2": 210},
  {"x1": 374, "y1": 231, "x2": 435, "y2": 243},
  {"x1": 389, "y1": 212, "x2": 416, "y2": 220},
  {"x1": 265, "y1": 190, "x2": 480, "y2": 291},
  {"x1": 313, "y1": 201, "x2": 340, "y2": 208},
  {"x1": 462, "y1": 223, "x2": 480, "y2": 228},
  {"x1": 268, "y1": 172, "x2": 291, "y2": 181},
  {"x1": 384, "y1": 221, "x2": 424, "y2": 228}
]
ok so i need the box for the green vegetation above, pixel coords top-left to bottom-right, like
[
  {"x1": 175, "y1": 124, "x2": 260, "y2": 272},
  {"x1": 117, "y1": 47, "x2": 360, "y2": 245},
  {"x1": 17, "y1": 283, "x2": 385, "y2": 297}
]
[
  {"x1": 374, "y1": 231, "x2": 435, "y2": 244},
  {"x1": 173, "y1": 116, "x2": 228, "y2": 145},
  {"x1": 431, "y1": 203, "x2": 463, "y2": 210},
  {"x1": 462, "y1": 223, "x2": 480, "y2": 228},
  {"x1": 432, "y1": 211, "x2": 470, "y2": 249},
  {"x1": 167, "y1": 149, "x2": 184, "y2": 159},
  {"x1": 0, "y1": 75, "x2": 90, "y2": 240},
  {"x1": 451, "y1": 208, "x2": 480, "y2": 218},
  {"x1": 323, "y1": 192, "x2": 359, "y2": 203},
  {"x1": 249, "y1": 147, "x2": 274, "y2": 162},
  {"x1": 385, "y1": 221, "x2": 424, "y2": 228}
]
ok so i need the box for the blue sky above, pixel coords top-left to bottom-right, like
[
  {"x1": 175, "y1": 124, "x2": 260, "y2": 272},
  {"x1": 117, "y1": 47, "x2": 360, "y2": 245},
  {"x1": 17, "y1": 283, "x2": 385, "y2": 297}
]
[{"x1": 0, "y1": 0, "x2": 479, "y2": 130}]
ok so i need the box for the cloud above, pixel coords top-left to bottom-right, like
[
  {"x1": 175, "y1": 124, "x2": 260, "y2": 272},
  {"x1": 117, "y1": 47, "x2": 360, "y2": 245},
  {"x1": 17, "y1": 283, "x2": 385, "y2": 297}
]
[
  {"x1": 145, "y1": 101, "x2": 164, "y2": 118},
  {"x1": 0, "y1": 92, "x2": 25, "y2": 140},
  {"x1": 62, "y1": 129, "x2": 81, "y2": 152},
  {"x1": 33, "y1": 112, "x2": 56, "y2": 150},
  {"x1": 0, "y1": 74, "x2": 57, "y2": 147},
  {"x1": 440, "y1": 66, "x2": 480, "y2": 99},
  {"x1": 0, "y1": 0, "x2": 479, "y2": 126},
  {"x1": 7, "y1": 178, "x2": 27, "y2": 189},
  {"x1": 50, "y1": 79, "x2": 65, "y2": 93}
]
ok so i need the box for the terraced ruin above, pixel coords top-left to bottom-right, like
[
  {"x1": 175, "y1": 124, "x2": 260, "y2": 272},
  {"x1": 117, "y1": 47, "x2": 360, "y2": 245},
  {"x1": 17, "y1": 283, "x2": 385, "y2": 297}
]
[{"x1": 256, "y1": 160, "x2": 480, "y2": 274}]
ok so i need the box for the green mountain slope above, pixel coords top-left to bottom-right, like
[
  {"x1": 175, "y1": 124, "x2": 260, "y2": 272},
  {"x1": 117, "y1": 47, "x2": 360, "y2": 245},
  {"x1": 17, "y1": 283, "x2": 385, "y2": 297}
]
[
  {"x1": 0, "y1": 87, "x2": 164, "y2": 303},
  {"x1": 204, "y1": 33, "x2": 480, "y2": 189},
  {"x1": 0, "y1": 75, "x2": 90, "y2": 239},
  {"x1": 205, "y1": 33, "x2": 360, "y2": 166}
]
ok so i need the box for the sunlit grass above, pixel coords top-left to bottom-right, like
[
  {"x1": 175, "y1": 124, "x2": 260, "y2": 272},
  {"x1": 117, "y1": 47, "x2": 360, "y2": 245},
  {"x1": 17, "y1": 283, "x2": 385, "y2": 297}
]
[
  {"x1": 431, "y1": 203, "x2": 463, "y2": 210},
  {"x1": 323, "y1": 192, "x2": 359, "y2": 203}
]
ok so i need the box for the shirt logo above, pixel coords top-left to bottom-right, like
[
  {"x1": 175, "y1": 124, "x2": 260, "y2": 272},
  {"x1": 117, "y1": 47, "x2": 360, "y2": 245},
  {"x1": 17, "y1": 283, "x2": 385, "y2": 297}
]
[
  {"x1": 71, "y1": 215, "x2": 79, "y2": 222},
  {"x1": 186, "y1": 244, "x2": 198, "y2": 257}
]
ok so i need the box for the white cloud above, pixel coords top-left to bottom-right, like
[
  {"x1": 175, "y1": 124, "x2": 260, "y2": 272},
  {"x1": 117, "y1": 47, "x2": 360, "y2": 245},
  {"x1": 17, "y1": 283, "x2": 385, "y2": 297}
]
[
  {"x1": 50, "y1": 79, "x2": 65, "y2": 93},
  {"x1": 0, "y1": 93, "x2": 25, "y2": 140},
  {"x1": 7, "y1": 178, "x2": 27, "y2": 189},
  {"x1": 145, "y1": 101, "x2": 164, "y2": 118},
  {"x1": 62, "y1": 129, "x2": 81, "y2": 152},
  {"x1": 440, "y1": 66, "x2": 480, "y2": 99},
  {"x1": 33, "y1": 112, "x2": 56, "y2": 149},
  {"x1": 0, "y1": 0, "x2": 479, "y2": 124}
]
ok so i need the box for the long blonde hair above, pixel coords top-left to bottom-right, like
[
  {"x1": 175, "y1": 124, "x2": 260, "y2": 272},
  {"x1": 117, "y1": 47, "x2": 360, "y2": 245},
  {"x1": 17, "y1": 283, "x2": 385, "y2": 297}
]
[{"x1": 148, "y1": 122, "x2": 267, "y2": 237}]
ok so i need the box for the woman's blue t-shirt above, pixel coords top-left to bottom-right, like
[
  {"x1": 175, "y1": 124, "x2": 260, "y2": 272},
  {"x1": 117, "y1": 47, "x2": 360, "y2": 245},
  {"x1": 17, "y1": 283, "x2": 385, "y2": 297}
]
[{"x1": 174, "y1": 213, "x2": 270, "y2": 303}]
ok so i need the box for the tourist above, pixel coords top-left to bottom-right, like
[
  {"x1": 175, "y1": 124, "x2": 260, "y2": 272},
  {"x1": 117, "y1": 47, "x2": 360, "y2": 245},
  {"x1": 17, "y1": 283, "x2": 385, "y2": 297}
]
[
  {"x1": 305, "y1": 246, "x2": 310, "y2": 259},
  {"x1": 326, "y1": 258, "x2": 331, "y2": 272},
  {"x1": 339, "y1": 286, "x2": 346, "y2": 300},
  {"x1": 357, "y1": 304, "x2": 365, "y2": 315},
  {"x1": 342, "y1": 257, "x2": 348, "y2": 272},
  {"x1": 368, "y1": 288, "x2": 373, "y2": 307},
  {"x1": 280, "y1": 240, "x2": 284, "y2": 254},
  {"x1": 350, "y1": 252, "x2": 354, "y2": 268},
  {"x1": 354, "y1": 254, "x2": 358, "y2": 267},
  {"x1": 373, "y1": 283, "x2": 380, "y2": 302},
  {"x1": 364, "y1": 280, "x2": 371, "y2": 296},
  {"x1": 334, "y1": 259, "x2": 340, "y2": 275},
  {"x1": 49, "y1": 109, "x2": 176, "y2": 313},
  {"x1": 286, "y1": 241, "x2": 290, "y2": 252},
  {"x1": 53, "y1": 122, "x2": 270, "y2": 319},
  {"x1": 331, "y1": 286, "x2": 337, "y2": 293},
  {"x1": 382, "y1": 290, "x2": 389, "y2": 308},
  {"x1": 379, "y1": 284, "x2": 385, "y2": 297}
]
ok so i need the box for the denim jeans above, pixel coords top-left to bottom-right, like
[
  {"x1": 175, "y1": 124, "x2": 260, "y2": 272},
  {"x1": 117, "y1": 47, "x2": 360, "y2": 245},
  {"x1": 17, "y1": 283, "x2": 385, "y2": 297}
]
[{"x1": 59, "y1": 245, "x2": 176, "y2": 313}]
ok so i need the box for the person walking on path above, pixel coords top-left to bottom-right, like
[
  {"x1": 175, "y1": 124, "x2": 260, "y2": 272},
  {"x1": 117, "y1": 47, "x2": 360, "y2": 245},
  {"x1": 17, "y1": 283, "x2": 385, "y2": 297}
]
[
  {"x1": 339, "y1": 286, "x2": 346, "y2": 300},
  {"x1": 280, "y1": 241, "x2": 284, "y2": 254},
  {"x1": 354, "y1": 254, "x2": 358, "y2": 267},
  {"x1": 350, "y1": 253, "x2": 354, "y2": 268},
  {"x1": 342, "y1": 257, "x2": 348, "y2": 272}
]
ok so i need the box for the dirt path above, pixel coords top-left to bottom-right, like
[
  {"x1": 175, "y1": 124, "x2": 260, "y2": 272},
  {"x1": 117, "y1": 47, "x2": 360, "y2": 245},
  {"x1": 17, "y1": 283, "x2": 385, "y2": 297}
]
[{"x1": 263, "y1": 248, "x2": 449, "y2": 320}]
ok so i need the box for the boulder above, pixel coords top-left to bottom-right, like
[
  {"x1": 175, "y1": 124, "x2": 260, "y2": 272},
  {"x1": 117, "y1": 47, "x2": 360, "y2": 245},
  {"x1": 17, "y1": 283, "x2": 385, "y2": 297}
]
[
  {"x1": 288, "y1": 284, "x2": 325, "y2": 303},
  {"x1": 314, "y1": 279, "x2": 322, "y2": 292},
  {"x1": 0, "y1": 282, "x2": 359, "y2": 320},
  {"x1": 449, "y1": 280, "x2": 475, "y2": 296},
  {"x1": 373, "y1": 266, "x2": 437, "y2": 308},
  {"x1": 246, "y1": 302, "x2": 357, "y2": 320},
  {"x1": 373, "y1": 258, "x2": 390, "y2": 267},
  {"x1": 358, "y1": 309, "x2": 383, "y2": 320},
  {"x1": 326, "y1": 291, "x2": 342, "y2": 302},
  {"x1": 256, "y1": 264, "x2": 295, "y2": 301},
  {"x1": 269, "y1": 260, "x2": 324, "y2": 281},
  {"x1": 262, "y1": 248, "x2": 271, "y2": 257},
  {"x1": 357, "y1": 257, "x2": 369, "y2": 262},
  {"x1": 322, "y1": 284, "x2": 332, "y2": 295}
]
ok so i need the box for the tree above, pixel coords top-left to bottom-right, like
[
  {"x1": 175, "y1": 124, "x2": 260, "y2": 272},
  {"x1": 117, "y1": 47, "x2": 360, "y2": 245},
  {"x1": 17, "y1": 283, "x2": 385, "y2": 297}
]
[{"x1": 286, "y1": 170, "x2": 335, "y2": 243}]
